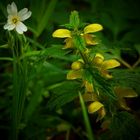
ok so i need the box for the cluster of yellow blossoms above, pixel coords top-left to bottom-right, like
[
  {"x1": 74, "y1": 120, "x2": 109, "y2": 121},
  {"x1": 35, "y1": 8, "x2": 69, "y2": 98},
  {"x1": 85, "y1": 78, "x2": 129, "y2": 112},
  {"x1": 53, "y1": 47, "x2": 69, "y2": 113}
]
[
  {"x1": 53, "y1": 23, "x2": 103, "y2": 48},
  {"x1": 66, "y1": 53, "x2": 120, "y2": 121}
]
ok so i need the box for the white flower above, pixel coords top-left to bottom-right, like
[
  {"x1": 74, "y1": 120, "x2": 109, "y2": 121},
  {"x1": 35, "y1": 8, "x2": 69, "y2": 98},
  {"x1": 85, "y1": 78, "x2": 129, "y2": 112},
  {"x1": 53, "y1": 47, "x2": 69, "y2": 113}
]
[{"x1": 4, "y1": 2, "x2": 32, "y2": 34}]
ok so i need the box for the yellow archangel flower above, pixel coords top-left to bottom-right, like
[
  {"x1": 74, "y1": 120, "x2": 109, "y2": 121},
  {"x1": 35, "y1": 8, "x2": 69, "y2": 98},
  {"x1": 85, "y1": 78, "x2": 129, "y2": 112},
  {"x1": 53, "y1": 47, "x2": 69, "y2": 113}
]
[
  {"x1": 52, "y1": 23, "x2": 103, "y2": 49},
  {"x1": 93, "y1": 53, "x2": 120, "y2": 79},
  {"x1": 88, "y1": 101, "x2": 106, "y2": 121},
  {"x1": 67, "y1": 60, "x2": 106, "y2": 121},
  {"x1": 114, "y1": 86, "x2": 138, "y2": 110},
  {"x1": 67, "y1": 53, "x2": 120, "y2": 81}
]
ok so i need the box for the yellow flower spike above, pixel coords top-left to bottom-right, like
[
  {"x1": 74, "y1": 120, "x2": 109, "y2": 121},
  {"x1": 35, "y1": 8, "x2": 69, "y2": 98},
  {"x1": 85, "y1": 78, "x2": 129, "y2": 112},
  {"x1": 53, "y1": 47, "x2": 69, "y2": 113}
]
[
  {"x1": 52, "y1": 29, "x2": 71, "y2": 38},
  {"x1": 88, "y1": 101, "x2": 104, "y2": 114},
  {"x1": 63, "y1": 38, "x2": 73, "y2": 49},
  {"x1": 71, "y1": 61, "x2": 83, "y2": 70},
  {"x1": 84, "y1": 23, "x2": 103, "y2": 34},
  {"x1": 84, "y1": 34, "x2": 98, "y2": 45},
  {"x1": 66, "y1": 70, "x2": 82, "y2": 80},
  {"x1": 101, "y1": 59, "x2": 120, "y2": 70}
]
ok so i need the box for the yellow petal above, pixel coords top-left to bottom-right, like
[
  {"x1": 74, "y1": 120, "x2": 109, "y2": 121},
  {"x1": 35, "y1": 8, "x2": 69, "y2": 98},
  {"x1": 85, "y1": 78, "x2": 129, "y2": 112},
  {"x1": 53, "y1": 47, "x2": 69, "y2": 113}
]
[
  {"x1": 100, "y1": 70, "x2": 113, "y2": 79},
  {"x1": 115, "y1": 87, "x2": 138, "y2": 98},
  {"x1": 95, "y1": 53, "x2": 104, "y2": 60},
  {"x1": 66, "y1": 70, "x2": 82, "y2": 80},
  {"x1": 71, "y1": 61, "x2": 83, "y2": 70},
  {"x1": 84, "y1": 24, "x2": 103, "y2": 34},
  {"x1": 102, "y1": 59, "x2": 120, "y2": 69},
  {"x1": 93, "y1": 54, "x2": 104, "y2": 65},
  {"x1": 84, "y1": 34, "x2": 98, "y2": 45},
  {"x1": 96, "y1": 107, "x2": 106, "y2": 121},
  {"x1": 52, "y1": 29, "x2": 71, "y2": 38},
  {"x1": 88, "y1": 101, "x2": 104, "y2": 113},
  {"x1": 118, "y1": 98, "x2": 131, "y2": 110},
  {"x1": 63, "y1": 38, "x2": 73, "y2": 49},
  {"x1": 84, "y1": 81, "x2": 94, "y2": 92}
]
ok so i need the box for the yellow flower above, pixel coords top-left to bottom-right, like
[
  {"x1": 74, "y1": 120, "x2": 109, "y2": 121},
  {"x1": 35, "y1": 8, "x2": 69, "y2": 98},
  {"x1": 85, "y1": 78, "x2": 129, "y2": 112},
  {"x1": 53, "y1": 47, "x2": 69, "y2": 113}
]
[
  {"x1": 67, "y1": 60, "x2": 84, "y2": 80},
  {"x1": 71, "y1": 60, "x2": 83, "y2": 70},
  {"x1": 88, "y1": 101, "x2": 106, "y2": 121},
  {"x1": 93, "y1": 53, "x2": 120, "y2": 78},
  {"x1": 66, "y1": 69, "x2": 83, "y2": 80},
  {"x1": 114, "y1": 86, "x2": 138, "y2": 110},
  {"x1": 52, "y1": 23, "x2": 103, "y2": 49}
]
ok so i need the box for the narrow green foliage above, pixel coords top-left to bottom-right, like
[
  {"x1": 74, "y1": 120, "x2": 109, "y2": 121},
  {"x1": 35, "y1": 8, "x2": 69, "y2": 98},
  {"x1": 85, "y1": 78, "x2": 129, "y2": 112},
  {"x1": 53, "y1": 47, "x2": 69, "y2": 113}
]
[
  {"x1": 79, "y1": 92, "x2": 95, "y2": 140},
  {"x1": 10, "y1": 33, "x2": 29, "y2": 140},
  {"x1": 0, "y1": 57, "x2": 13, "y2": 61},
  {"x1": 36, "y1": 0, "x2": 58, "y2": 37},
  {"x1": 24, "y1": 81, "x2": 43, "y2": 123}
]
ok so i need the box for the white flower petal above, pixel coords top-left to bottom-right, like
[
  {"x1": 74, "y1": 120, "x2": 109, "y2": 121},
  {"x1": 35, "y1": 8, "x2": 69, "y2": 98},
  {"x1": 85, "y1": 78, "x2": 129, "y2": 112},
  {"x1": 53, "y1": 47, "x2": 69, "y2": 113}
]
[
  {"x1": 7, "y1": 2, "x2": 17, "y2": 15},
  {"x1": 18, "y1": 10, "x2": 32, "y2": 21},
  {"x1": 4, "y1": 23, "x2": 15, "y2": 30},
  {"x1": 7, "y1": 15, "x2": 14, "y2": 24},
  {"x1": 18, "y1": 8, "x2": 28, "y2": 17},
  {"x1": 16, "y1": 22, "x2": 27, "y2": 34}
]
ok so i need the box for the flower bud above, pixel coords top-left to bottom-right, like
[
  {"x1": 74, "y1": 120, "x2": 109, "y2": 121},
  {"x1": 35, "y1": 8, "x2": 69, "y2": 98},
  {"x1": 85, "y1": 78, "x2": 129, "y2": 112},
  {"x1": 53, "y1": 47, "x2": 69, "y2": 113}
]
[
  {"x1": 93, "y1": 56, "x2": 103, "y2": 65},
  {"x1": 71, "y1": 61, "x2": 83, "y2": 70}
]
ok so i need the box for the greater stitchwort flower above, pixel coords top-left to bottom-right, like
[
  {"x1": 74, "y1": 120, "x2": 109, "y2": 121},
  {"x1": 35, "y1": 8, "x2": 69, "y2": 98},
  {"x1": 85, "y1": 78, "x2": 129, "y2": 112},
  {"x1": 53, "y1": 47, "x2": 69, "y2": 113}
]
[{"x1": 4, "y1": 2, "x2": 32, "y2": 34}]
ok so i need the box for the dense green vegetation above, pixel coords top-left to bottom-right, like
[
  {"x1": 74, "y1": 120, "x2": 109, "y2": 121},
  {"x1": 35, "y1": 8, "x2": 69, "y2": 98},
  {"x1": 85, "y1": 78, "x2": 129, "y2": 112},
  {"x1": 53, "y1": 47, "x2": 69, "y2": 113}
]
[{"x1": 0, "y1": 0, "x2": 140, "y2": 140}]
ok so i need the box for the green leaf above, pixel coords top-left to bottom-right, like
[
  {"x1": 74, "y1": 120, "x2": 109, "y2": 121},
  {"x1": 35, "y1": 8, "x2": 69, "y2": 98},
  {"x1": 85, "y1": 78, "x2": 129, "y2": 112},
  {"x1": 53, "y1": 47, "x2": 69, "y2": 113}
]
[
  {"x1": 112, "y1": 69, "x2": 140, "y2": 95},
  {"x1": 110, "y1": 111, "x2": 140, "y2": 140},
  {"x1": 24, "y1": 81, "x2": 44, "y2": 123},
  {"x1": 47, "y1": 81, "x2": 80, "y2": 110},
  {"x1": 73, "y1": 35, "x2": 86, "y2": 52},
  {"x1": 70, "y1": 11, "x2": 80, "y2": 29},
  {"x1": 36, "y1": 0, "x2": 58, "y2": 37}
]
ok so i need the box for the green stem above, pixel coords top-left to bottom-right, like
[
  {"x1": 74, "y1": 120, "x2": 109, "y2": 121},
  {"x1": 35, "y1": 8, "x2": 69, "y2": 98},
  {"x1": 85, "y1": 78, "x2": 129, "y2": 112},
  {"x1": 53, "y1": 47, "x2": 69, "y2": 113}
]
[
  {"x1": 79, "y1": 92, "x2": 95, "y2": 140},
  {"x1": 117, "y1": 58, "x2": 132, "y2": 69},
  {"x1": 66, "y1": 129, "x2": 70, "y2": 140},
  {"x1": 11, "y1": 34, "x2": 28, "y2": 140},
  {"x1": 132, "y1": 57, "x2": 140, "y2": 68},
  {"x1": 0, "y1": 57, "x2": 13, "y2": 61}
]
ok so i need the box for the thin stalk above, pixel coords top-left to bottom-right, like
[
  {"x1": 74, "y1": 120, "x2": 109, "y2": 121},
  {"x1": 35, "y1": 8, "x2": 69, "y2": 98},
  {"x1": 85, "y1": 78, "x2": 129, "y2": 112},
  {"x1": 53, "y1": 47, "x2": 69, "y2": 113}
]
[
  {"x1": 132, "y1": 57, "x2": 140, "y2": 68},
  {"x1": 117, "y1": 58, "x2": 132, "y2": 69},
  {"x1": 79, "y1": 92, "x2": 95, "y2": 140},
  {"x1": 66, "y1": 129, "x2": 70, "y2": 140},
  {"x1": 12, "y1": 44, "x2": 19, "y2": 140},
  {"x1": 0, "y1": 57, "x2": 13, "y2": 61},
  {"x1": 11, "y1": 34, "x2": 28, "y2": 140}
]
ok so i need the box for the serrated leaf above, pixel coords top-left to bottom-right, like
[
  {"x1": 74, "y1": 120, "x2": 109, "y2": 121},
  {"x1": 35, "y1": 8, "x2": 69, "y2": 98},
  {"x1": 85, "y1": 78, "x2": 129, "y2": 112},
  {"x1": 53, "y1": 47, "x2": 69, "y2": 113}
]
[
  {"x1": 110, "y1": 111, "x2": 140, "y2": 140},
  {"x1": 47, "y1": 81, "x2": 80, "y2": 110},
  {"x1": 112, "y1": 69, "x2": 140, "y2": 95}
]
